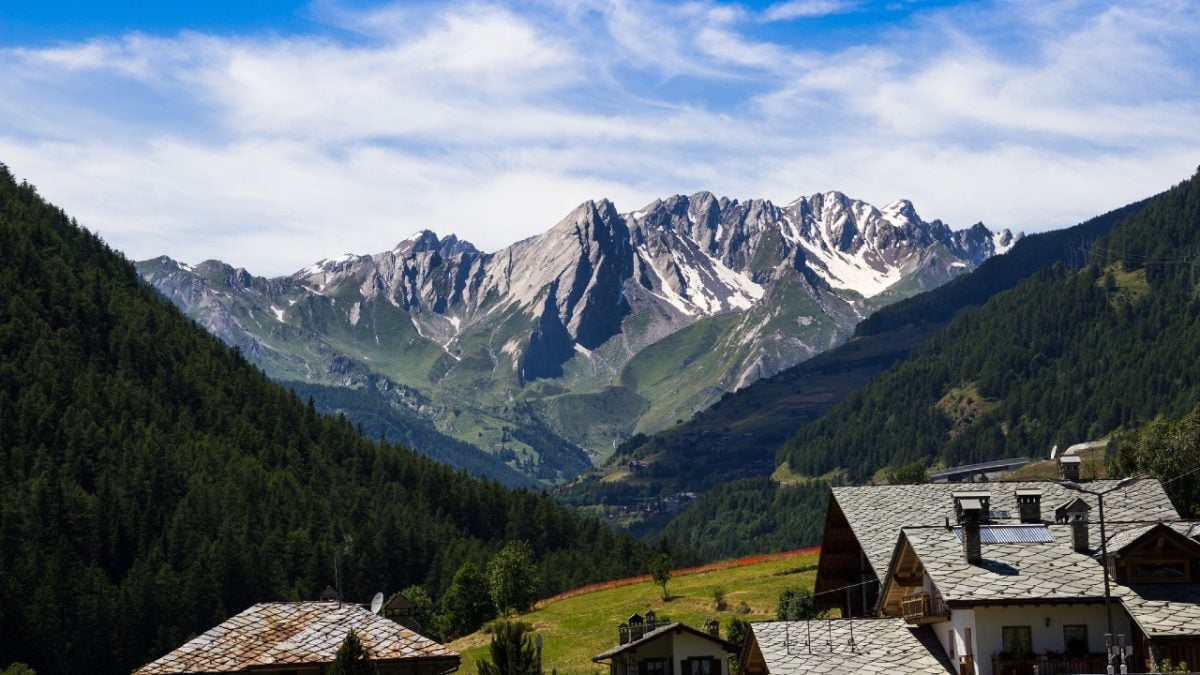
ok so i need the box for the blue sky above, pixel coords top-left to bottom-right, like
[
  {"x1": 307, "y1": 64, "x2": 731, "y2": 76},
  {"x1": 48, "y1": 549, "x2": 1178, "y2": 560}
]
[{"x1": 1, "y1": 0, "x2": 1198, "y2": 274}]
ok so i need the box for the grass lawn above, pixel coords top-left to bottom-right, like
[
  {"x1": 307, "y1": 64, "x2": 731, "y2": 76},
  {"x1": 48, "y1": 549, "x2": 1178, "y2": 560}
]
[{"x1": 447, "y1": 549, "x2": 819, "y2": 675}]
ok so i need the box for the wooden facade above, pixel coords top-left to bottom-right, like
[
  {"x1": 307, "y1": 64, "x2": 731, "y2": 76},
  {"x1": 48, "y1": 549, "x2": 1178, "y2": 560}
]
[{"x1": 813, "y1": 495, "x2": 877, "y2": 616}]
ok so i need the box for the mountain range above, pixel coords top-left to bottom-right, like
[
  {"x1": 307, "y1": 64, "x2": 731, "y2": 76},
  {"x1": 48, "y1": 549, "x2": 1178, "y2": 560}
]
[{"x1": 139, "y1": 191, "x2": 1014, "y2": 483}]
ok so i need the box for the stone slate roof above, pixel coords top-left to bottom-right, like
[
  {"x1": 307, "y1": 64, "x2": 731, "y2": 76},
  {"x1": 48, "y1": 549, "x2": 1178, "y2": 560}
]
[
  {"x1": 1103, "y1": 523, "x2": 1160, "y2": 553},
  {"x1": 1118, "y1": 584, "x2": 1200, "y2": 638},
  {"x1": 831, "y1": 479, "x2": 1179, "y2": 578},
  {"x1": 900, "y1": 524, "x2": 1109, "y2": 605},
  {"x1": 592, "y1": 622, "x2": 738, "y2": 662},
  {"x1": 748, "y1": 619, "x2": 954, "y2": 674},
  {"x1": 1173, "y1": 520, "x2": 1200, "y2": 541},
  {"x1": 898, "y1": 520, "x2": 1200, "y2": 635},
  {"x1": 134, "y1": 602, "x2": 457, "y2": 674}
]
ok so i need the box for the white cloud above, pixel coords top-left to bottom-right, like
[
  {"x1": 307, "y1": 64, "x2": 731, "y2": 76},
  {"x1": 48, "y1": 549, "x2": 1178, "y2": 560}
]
[
  {"x1": 762, "y1": 0, "x2": 855, "y2": 22},
  {"x1": 0, "y1": 0, "x2": 1197, "y2": 276}
]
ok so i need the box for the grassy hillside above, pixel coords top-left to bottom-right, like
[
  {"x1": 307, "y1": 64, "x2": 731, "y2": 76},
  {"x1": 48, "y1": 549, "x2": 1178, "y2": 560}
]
[{"x1": 448, "y1": 548, "x2": 819, "y2": 675}]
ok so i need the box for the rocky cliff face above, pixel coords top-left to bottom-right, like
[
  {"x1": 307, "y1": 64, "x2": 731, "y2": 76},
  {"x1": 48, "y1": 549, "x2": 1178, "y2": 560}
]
[{"x1": 139, "y1": 190, "x2": 1015, "y2": 482}]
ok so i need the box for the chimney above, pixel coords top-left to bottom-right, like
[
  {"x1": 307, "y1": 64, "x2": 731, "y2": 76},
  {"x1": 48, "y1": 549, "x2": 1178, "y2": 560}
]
[
  {"x1": 1058, "y1": 455, "x2": 1081, "y2": 482},
  {"x1": 1071, "y1": 512, "x2": 1089, "y2": 553},
  {"x1": 705, "y1": 619, "x2": 720, "y2": 638},
  {"x1": 959, "y1": 498, "x2": 984, "y2": 564},
  {"x1": 953, "y1": 491, "x2": 992, "y2": 523},
  {"x1": 628, "y1": 613, "x2": 644, "y2": 641},
  {"x1": 618, "y1": 623, "x2": 629, "y2": 645},
  {"x1": 1015, "y1": 490, "x2": 1043, "y2": 523}
]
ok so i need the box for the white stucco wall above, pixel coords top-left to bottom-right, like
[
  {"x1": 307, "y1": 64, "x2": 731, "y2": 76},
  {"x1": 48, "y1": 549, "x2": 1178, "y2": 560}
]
[
  {"x1": 619, "y1": 630, "x2": 732, "y2": 675},
  {"x1": 942, "y1": 604, "x2": 1131, "y2": 675},
  {"x1": 671, "y1": 631, "x2": 731, "y2": 675}
]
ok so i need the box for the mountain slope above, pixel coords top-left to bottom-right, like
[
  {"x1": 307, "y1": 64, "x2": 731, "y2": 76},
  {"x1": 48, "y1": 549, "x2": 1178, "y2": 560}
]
[
  {"x1": 140, "y1": 191, "x2": 1012, "y2": 482},
  {"x1": 0, "y1": 165, "x2": 650, "y2": 674},
  {"x1": 780, "y1": 169, "x2": 1200, "y2": 481},
  {"x1": 558, "y1": 195, "x2": 1146, "y2": 514}
]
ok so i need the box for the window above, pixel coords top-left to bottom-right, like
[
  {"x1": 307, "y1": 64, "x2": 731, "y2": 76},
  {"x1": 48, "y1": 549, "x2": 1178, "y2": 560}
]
[
  {"x1": 1001, "y1": 626, "x2": 1032, "y2": 657},
  {"x1": 1063, "y1": 625, "x2": 1088, "y2": 656},
  {"x1": 685, "y1": 657, "x2": 720, "y2": 675},
  {"x1": 641, "y1": 658, "x2": 669, "y2": 675},
  {"x1": 1131, "y1": 561, "x2": 1188, "y2": 581}
]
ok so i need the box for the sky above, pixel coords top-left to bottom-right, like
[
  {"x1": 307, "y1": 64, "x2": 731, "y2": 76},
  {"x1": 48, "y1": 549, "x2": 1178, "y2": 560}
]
[{"x1": 1, "y1": 0, "x2": 1198, "y2": 275}]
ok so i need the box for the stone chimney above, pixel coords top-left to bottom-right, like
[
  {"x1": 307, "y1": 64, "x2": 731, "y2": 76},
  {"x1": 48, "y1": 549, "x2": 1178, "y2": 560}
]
[
  {"x1": 953, "y1": 491, "x2": 992, "y2": 524},
  {"x1": 958, "y1": 498, "x2": 984, "y2": 564},
  {"x1": 618, "y1": 622, "x2": 629, "y2": 645},
  {"x1": 1015, "y1": 489, "x2": 1043, "y2": 523},
  {"x1": 1055, "y1": 498, "x2": 1092, "y2": 552},
  {"x1": 1058, "y1": 455, "x2": 1081, "y2": 482},
  {"x1": 705, "y1": 619, "x2": 720, "y2": 638},
  {"x1": 1070, "y1": 512, "x2": 1089, "y2": 553},
  {"x1": 628, "y1": 613, "x2": 644, "y2": 641}
]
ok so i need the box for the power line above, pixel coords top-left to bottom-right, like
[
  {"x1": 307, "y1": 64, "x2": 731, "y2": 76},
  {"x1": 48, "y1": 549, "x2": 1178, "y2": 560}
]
[{"x1": 1161, "y1": 461, "x2": 1200, "y2": 482}]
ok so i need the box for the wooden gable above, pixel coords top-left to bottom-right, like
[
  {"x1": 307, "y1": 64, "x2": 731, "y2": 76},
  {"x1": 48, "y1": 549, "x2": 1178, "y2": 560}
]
[
  {"x1": 813, "y1": 493, "x2": 877, "y2": 616},
  {"x1": 880, "y1": 535, "x2": 925, "y2": 617},
  {"x1": 1113, "y1": 524, "x2": 1200, "y2": 585}
]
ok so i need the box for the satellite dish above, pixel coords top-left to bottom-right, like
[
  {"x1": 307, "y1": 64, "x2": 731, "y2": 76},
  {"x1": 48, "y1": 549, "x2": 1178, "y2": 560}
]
[
  {"x1": 1050, "y1": 444, "x2": 1058, "y2": 460},
  {"x1": 371, "y1": 592, "x2": 384, "y2": 615}
]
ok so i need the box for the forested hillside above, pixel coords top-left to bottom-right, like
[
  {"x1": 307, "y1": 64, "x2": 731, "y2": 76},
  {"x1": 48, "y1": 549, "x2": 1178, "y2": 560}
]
[
  {"x1": 283, "y1": 380, "x2": 539, "y2": 488},
  {"x1": 0, "y1": 166, "x2": 653, "y2": 674},
  {"x1": 780, "y1": 170, "x2": 1200, "y2": 498},
  {"x1": 655, "y1": 478, "x2": 829, "y2": 560}
]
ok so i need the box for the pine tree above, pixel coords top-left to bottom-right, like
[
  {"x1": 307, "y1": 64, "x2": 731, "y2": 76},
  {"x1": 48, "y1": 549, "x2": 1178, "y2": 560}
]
[
  {"x1": 477, "y1": 621, "x2": 538, "y2": 675},
  {"x1": 327, "y1": 630, "x2": 377, "y2": 675}
]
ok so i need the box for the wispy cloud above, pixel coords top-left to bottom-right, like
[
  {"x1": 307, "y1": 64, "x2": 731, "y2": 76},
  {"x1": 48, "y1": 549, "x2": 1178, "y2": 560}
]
[
  {"x1": 0, "y1": 0, "x2": 1197, "y2": 275},
  {"x1": 762, "y1": 0, "x2": 856, "y2": 22}
]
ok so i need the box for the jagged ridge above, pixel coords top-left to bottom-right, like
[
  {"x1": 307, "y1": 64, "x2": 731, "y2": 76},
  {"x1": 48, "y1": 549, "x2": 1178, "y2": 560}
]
[{"x1": 139, "y1": 190, "x2": 1014, "y2": 482}]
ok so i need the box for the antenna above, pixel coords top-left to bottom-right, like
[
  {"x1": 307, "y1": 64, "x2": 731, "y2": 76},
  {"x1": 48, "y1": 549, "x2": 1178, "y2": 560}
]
[{"x1": 371, "y1": 592, "x2": 384, "y2": 615}]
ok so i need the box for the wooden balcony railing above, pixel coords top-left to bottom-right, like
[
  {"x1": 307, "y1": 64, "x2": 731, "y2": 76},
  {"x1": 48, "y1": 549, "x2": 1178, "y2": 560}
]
[
  {"x1": 900, "y1": 591, "x2": 949, "y2": 625},
  {"x1": 990, "y1": 653, "x2": 1108, "y2": 675}
]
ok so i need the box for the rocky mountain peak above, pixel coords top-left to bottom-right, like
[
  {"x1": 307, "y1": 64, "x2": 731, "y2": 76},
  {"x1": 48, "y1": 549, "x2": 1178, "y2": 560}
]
[{"x1": 393, "y1": 230, "x2": 478, "y2": 258}]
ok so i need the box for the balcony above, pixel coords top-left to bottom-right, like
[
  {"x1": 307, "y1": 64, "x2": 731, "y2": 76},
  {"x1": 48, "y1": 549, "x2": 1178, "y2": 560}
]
[
  {"x1": 900, "y1": 591, "x2": 949, "y2": 625},
  {"x1": 990, "y1": 653, "x2": 1108, "y2": 675}
]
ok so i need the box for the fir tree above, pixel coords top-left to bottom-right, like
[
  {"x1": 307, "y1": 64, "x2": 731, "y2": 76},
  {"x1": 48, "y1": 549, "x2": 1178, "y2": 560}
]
[{"x1": 327, "y1": 630, "x2": 378, "y2": 675}]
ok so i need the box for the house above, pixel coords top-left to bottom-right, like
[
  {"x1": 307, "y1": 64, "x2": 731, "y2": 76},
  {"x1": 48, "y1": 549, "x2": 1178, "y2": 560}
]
[
  {"x1": 134, "y1": 601, "x2": 460, "y2": 675},
  {"x1": 593, "y1": 612, "x2": 740, "y2": 675},
  {"x1": 741, "y1": 463, "x2": 1200, "y2": 675}
]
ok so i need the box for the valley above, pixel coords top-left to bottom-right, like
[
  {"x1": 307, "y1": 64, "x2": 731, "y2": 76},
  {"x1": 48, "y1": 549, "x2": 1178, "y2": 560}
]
[{"x1": 5, "y1": 3, "x2": 1200, "y2": 674}]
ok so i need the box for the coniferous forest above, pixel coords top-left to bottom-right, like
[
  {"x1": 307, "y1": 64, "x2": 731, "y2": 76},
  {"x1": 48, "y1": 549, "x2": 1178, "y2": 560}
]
[
  {"x1": 0, "y1": 166, "x2": 653, "y2": 674},
  {"x1": 779, "y1": 169, "x2": 1200, "y2": 515}
]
